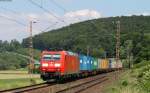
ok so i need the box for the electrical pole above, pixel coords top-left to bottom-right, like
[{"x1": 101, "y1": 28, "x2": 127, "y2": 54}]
[
  {"x1": 116, "y1": 20, "x2": 120, "y2": 70},
  {"x1": 29, "y1": 21, "x2": 34, "y2": 74}
]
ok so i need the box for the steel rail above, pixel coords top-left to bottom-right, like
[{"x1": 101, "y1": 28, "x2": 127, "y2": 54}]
[
  {"x1": 0, "y1": 82, "x2": 56, "y2": 93},
  {"x1": 56, "y1": 76, "x2": 108, "y2": 93}
]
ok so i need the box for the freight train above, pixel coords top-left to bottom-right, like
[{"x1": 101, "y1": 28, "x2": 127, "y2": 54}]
[{"x1": 40, "y1": 51, "x2": 122, "y2": 81}]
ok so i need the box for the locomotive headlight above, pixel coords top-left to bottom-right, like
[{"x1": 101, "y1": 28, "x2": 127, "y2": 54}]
[
  {"x1": 42, "y1": 63, "x2": 48, "y2": 67},
  {"x1": 55, "y1": 63, "x2": 61, "y2": 67}
]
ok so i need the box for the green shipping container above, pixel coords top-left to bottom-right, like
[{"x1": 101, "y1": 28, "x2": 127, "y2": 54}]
[{"x1": 93, "y1": 58, "x2": 98, "y2": 70}]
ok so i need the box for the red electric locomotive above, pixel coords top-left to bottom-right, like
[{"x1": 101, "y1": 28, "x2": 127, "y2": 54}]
[{"x1": 40, "y1": 51, "x2": 80, "y2": 81}]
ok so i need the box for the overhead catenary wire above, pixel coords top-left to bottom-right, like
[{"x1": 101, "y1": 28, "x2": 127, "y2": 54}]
[
  {"x1": 1, "y1": 1, "x2": 64, "y2": 40},
  {"x1": 0, "y1": 14, "x2": 27, "y2": 26},
  {"x1": 50, "y1": 0, "x2": 67, "y2": 13},
  {"x1": 0, "y1": 13, "x2": 42, "y2": 33},
  {"x1": 28, "y1": 0, "x2": 70, "y2": 32},
  {"x1": 42, "y1": 22, "x2": 58, "y2": 32},
  {"x1": 0, "y1": 5, "x2": 53, "y2": 32},
  {"x1": 29, "y1": 0, "x2": 102, "y2": 35},
  {"x1": 49, "y1": 0, "x2": 99, "y2": 25},
  {"x1": 28, "y1": 0, "x2": 65, "y2": 23},
  {"x1": 49, "y1": 0, "x2": 82, "y2": 22},
  {"x1": 50, "y1": 0, "x2": 84, "y2": 24},
  {"x1": 0, "y1": 7, "x2": 18, "y2": 14},
  {"x1": 0, "y1": 6, "x2": 27, "y2": 21}
]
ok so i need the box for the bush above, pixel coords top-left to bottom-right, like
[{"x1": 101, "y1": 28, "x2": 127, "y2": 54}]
[
  {"x1": 134, "y1": 60, "x2": 150, "y2": 68},
  {"x1": 122, "y1": 80, "x2": 128, "y2": 87},
  {"x1": 137, "y1": 61, "x2": 150, "y2": 92}
]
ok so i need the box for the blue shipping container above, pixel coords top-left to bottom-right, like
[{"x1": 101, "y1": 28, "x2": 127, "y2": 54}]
[
  {"x1": 79, "y1": 55, "x2": 93, "y2": 71},
  {"x1": 87, "y1": 56, "x2": 93, "y2": 71},
  {"x1": 79, "y1": 55, "x2": 88, "y2": 71}
]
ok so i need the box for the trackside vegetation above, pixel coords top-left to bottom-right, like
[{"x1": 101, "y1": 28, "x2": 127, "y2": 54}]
[{"x1": 103, "y1": 60, "x2": 150, "y2": 93}]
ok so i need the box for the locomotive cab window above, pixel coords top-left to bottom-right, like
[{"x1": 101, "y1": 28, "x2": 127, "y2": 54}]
[
  {"x1": 42, "y1": 54, "x2": 52, "y2": 60},
  {"x1": 53, "y1": 54, "x2": 61, "y2": 60},
  {"x1": 42, "y1": 54, "x2": 61, "y2": 60}
]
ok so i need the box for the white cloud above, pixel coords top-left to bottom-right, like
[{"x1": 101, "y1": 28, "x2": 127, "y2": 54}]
[
  {"x1": 64, "y1": 9, "x2": 101, "y2": 18},
  {"x1": 141, "y1": 12, "x2": 150, "y2": 16},
  {"x1": 62, "y1": 9, "x2": 102, "y2": 25},
  {"x1": 0, "y1": 9, "x2": 102, "y2": 42}
]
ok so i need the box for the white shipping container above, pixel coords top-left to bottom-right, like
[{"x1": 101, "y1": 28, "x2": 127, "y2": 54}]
[
  {"x1": 109, "y1": 58, "x2": 122, "y2": 68},
  {"x1": 109, "y1": 58, "x2": 117, "y2": 68}
]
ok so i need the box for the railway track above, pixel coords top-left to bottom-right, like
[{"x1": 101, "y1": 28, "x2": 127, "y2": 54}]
[
  {"x1": 56, "y1": 75, "x2": 108, "y2": 93},
  {"x1": 0, "y1": 82, "x2": 56, "y2": 93},
  {"x1": 0, "y1": 72, "x2": 116, "y2": 93}
]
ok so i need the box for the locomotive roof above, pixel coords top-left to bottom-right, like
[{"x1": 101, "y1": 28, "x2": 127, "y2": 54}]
[{"x1": 42, "y1": 50, "x2": 78, "y2": 56}]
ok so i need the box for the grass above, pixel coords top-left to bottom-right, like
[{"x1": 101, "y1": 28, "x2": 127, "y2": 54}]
[
  {"x1": 0, "y1": 70, "x2": 28, "y2": 74},
  {"x1": 0, "y1": 73, "x2": 40, "y2": 79},
  {"x1": 0, "y1": 70, "x2": 44, "y2": 90},
  {"x1": 0, "y1": 70, "x2": 40, "y2": 79},
  {"x1": 0, "y1": 78, "x2": 43, "y2": 90}
]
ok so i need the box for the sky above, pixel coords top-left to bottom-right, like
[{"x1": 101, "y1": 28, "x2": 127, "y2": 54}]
[{"x1": 0, "y1": 0, "x2": 150, "y2": 42}]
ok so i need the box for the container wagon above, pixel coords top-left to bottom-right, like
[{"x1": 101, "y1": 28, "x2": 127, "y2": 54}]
[{"x1": 40, "y1": 51, "x2": 123, "y2": 82}]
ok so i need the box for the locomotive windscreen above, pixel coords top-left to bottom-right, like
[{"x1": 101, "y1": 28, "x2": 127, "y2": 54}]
[{"x1": 42, "y1": 54, "x2": 61, "y2": 60}]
